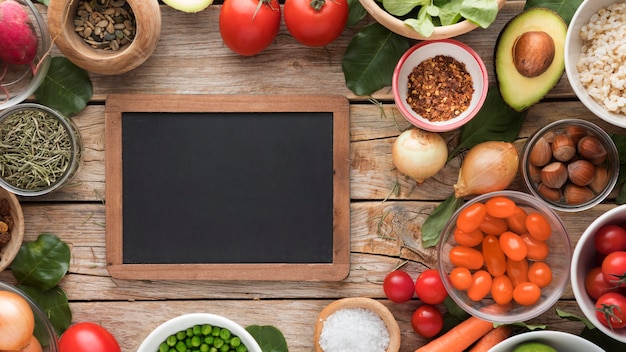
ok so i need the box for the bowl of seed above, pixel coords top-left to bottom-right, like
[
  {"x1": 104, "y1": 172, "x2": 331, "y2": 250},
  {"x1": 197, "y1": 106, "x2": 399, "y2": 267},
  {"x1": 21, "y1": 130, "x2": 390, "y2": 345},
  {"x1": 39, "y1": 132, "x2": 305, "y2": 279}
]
[
  {"x1": 0, "y1": 103, "x2": 82, "y2": 196},
  {"x1": 47, "y1": 0, "x2": 161, "y2": 75},
  {"x1": 0, "y1": 187, "x2": 24, "y2": 272}
]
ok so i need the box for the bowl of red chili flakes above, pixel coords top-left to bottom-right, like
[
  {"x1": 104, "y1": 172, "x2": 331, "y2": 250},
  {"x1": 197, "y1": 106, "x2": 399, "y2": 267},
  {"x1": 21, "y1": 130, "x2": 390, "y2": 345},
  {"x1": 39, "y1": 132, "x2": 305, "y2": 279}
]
[{"x1": 392, "y1": 39, "x2": 488, "y2": 133}]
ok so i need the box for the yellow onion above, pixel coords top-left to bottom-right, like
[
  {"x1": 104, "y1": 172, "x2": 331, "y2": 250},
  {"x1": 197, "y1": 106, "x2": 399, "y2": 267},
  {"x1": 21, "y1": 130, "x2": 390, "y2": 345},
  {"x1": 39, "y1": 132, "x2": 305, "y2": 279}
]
[
  {"x1": 0, "y1": 291, "x2": 35, "y2": 351},
  {"x1": 392, "y1": 128, "x2": 448, "y2": 184},
  {"x1": 454, "y1": 141, "x2": 519, "y2": 198}
]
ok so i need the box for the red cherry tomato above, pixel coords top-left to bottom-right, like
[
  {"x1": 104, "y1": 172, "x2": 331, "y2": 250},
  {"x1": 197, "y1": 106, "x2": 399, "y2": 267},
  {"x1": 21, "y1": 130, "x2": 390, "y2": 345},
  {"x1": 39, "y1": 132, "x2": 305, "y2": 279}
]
[
  {"x1": 499, "y1": 231, "x2": 528, "y2": 261},
  {"x1": 595, "y1": 292, "x2": 626, "y2": 330},
  {"x1": 506, "y1": 257, "x2": 529, "y2": 288},
  {"x1": 415, "y1": 269, "x2": 448, "y2": 305},
  {"x1": 491, "y1": 275, "x2": 514, "y2": 305},
  {"x1": 512, "y1": 282, "x2": 541, "y2": 306},
  {"x1": 449, "y1": 267, "x2": 472, "y2": 291},
  {"x1": 449, "y1": 246, "x2": 484, "y2": 270},
  {"x1": 467, "y1": 270, "x2": 492, "y2": 302},
  {"x1": 482, "y1": 234, "x2": 507, "y2": 277},
  {"x1": 485, "y1": 196, "x2": 517, "y2": 218},
  {"x1": 453, "y1": 227, "x2": 484, "y2": 247},
  {"x1": 283, "y1": 0, "x2": 348, "y2": 47},
  {"x1": 59, "y1": 322, "x2": 121, "y2": 352},
  {"x1": 601, "y1": 251, "x2": 626, "y2": 287},
  {"x1": 382, "y1": 270, "x2": 415, "y2": 303},
  {"x1": 525, "y1": 213, "x2": 552, "y2": 241},
  {"x1": 411, "y1": 305, "x2": 444, "y2": 338},
  {"x1": 521, "y1": 233, "x2": 549, "y2": 261},
  {"x1": 585, "y1": 266, "x2": 618, "y2": 300},
  {"x1": 219, "y1": 0, "x2": 281, "y2": 56},
  {"x1": 505, "y1": 206, "x2": 528, "y2": 235},
  {"x1": 456, "y1": 203, "x2": 487, "y2": 233},
  {"x1": 527, "y1": 261, "x2": 553, "y2": 288},
  {"x1": 594, "y1": 224, "x2": 626, "y2": 255},
  {"x1": 479, "y1": 214, "x2": 508, "y2": 236}
]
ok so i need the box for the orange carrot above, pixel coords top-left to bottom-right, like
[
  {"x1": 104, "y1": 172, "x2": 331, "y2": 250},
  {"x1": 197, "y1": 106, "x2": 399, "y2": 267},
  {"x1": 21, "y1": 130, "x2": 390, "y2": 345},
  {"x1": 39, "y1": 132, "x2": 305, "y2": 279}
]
[
  {"x1": 414, "y1": 316, "x2": 495, "y2": 352},
  {"x1": 467, "y1": 325, "x2": 512, "y2": 352}
]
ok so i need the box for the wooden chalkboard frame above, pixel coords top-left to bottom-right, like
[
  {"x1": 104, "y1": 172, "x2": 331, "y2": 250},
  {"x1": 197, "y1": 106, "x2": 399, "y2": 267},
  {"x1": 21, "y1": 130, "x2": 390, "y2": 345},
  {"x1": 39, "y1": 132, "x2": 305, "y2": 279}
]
[{"x1": 104, "y1": 94, "x2": 350, "y2": 281}]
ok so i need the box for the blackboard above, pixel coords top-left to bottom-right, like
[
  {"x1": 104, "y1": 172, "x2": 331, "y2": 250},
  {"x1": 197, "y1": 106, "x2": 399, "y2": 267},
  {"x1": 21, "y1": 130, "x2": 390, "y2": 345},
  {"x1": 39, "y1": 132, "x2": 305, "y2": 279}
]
[{"x1": 104, "y1": 94, "x2": 350, "y2": 281}]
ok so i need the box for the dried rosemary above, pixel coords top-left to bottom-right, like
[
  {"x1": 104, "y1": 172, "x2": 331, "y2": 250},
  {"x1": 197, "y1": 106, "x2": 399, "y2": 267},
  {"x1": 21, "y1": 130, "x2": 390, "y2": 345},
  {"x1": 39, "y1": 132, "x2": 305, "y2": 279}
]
[{"x1": 0, "y1": 109, "x2": 73, "y2": 190}]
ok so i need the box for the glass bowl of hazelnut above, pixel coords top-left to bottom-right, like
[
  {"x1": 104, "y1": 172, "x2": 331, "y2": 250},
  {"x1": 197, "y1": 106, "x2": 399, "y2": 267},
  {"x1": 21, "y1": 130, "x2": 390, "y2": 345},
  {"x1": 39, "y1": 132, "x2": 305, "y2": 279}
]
[{"x1": 521, "y1": 119, "x2": 619, "y2": 212}]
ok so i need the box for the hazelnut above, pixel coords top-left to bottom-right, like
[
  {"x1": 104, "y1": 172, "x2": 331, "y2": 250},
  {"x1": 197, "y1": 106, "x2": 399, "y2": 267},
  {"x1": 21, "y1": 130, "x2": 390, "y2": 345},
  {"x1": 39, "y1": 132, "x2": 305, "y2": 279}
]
[
  {"x1": 540, "y1": 161, "x2": 568, "y2": 189},
  {"x1": 564, "y1": 125, "x2": 588, "y2": 145},
  {"x1": 551, "y1": 134, "x2": 576, "y2": 162},
  {"x1": 528, "y1": 163, "x2": 542, "y2": 184},
  {"x1": 589, "y1": 166, "x2": 611, "y2": 194},
  {"x1": 512, "y1": 31, "x2": 556, "y2": 77},
  {"x1": 577, "y1": 135, "x2": 607, "y2": 164},
  {"x1": 567, "y1": 159, "x2": 596, "y2": 186},
  {"x1": 529, "y1": 136, "x2": 552, "y2": 167},
  {"x1": 563, "y1": 184, "x2": 595, "y2": 205},
  {"x1": 537, "y1": 183, "x2": 562, "y2": 202}
]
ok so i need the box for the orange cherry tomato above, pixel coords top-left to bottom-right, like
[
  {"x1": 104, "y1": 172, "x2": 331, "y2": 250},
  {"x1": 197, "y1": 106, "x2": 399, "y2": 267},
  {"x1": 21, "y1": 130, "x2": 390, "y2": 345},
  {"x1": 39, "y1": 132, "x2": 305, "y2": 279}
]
[
  {"x1": 499, "y1": 231, "x2": 528, "y2": 261},
  {"x1": 506, "y1": 206, "x2": 528, "y2": 235},
  {"x1": 513, "y1": 282, "x2": 541, "y2": 306},
  {"x1": 467, "y1": 270, "x2": 492, "y2": 301},
  {"x1": 453, "y1": 227, "x2": 484, "y2": 247},
  {"x1": 449, "y1": 267, "x2": 472, "y2": 291},
  {"x1": 491, "y1": 275, "x2": 514, "y2": 305},
  {"x1": 456, "y1": 203, "x2": 487, "y2": 233},
  {"x1": 485, "y1": 196, "x2": 517, "y2": 218},
  {"x1": 482, "y1": 235, "x2": 506, "y2": 277},
  {"x1": 449, "y1": 246, "x2": 484, "y2": 270},
  {"x1": 521, "y1": 233, "x2": 549, "y2": 261},
  {"x1": 506, "y1": 257, "x2": 529, "y2": 287},
  {"x1": 527, "y1": 261, "x2": 553, "y2": 288},
  {"x1": 479, "y1": 214, "x2": 508, "y2": 236},
  {"x1": 525, "y1": 213, "x2": 552, "y2": 241}
]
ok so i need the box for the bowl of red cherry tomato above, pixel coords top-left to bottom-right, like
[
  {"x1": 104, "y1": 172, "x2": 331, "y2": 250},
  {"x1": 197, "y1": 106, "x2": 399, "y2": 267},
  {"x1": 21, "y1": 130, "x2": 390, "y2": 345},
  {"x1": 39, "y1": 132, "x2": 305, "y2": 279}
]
[
  {"x1": 438, "y1": 190, "x2": 572, "y2": 323},
  {"x1": 571, "y1": 204, "x2": 626, "y2": 343}
]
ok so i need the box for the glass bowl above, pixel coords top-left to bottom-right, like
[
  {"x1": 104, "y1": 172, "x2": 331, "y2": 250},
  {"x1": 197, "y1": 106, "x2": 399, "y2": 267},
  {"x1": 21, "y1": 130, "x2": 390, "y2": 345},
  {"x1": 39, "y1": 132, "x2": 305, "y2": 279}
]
[
  {"x1": 438, "y1": 191, "x2": 572, "y2": 324},
  {"x1": 521, "y1": 119, "x2": 619, "y2": 212},
  {"x1": 0, "y1": 103, "x2": 82, "y2": 196},
  {"x1": 0, "y1": 281, "x2": 58, "y2": 351},
  {"x1": 0, "y1": 0, "x2": 52, "y2": 111}
]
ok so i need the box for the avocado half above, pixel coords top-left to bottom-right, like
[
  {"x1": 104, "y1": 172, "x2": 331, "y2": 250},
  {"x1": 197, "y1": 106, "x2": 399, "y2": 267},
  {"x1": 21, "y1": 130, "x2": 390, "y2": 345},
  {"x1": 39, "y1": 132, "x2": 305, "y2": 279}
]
[{"x1": 495, "y1": 8, "x2": 567, "y2": 112}]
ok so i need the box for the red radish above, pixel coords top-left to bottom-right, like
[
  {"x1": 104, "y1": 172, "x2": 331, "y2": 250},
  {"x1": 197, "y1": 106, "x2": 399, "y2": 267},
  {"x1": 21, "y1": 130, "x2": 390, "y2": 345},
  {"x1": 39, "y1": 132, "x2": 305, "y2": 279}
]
[{"x1": 0, "y1": 0, "x2": 37, "y2": 66}]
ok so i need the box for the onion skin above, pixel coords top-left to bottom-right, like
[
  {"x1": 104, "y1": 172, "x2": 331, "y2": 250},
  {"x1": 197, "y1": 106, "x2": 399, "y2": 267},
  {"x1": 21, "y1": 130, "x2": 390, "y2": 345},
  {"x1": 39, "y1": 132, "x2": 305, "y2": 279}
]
[
  {"x1": 454, "y1": 141, "x2": 519, "y2": 198},
  {"x1": 0, "y1": 291, "x2": 35, "y2": 351},
  {"x1": 0, "y1": 335, "x2": 43, "y2": 352},
  {"x1": 392, "y1": 128, "x2": 448, "y2": 184}
]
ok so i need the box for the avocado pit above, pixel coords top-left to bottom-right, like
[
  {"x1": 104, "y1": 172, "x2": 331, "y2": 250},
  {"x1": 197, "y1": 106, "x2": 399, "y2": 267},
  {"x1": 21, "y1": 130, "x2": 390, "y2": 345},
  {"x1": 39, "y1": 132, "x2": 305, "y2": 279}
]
[{"x1": 512, "y1": 31, "x2": 555, "y2": 78}]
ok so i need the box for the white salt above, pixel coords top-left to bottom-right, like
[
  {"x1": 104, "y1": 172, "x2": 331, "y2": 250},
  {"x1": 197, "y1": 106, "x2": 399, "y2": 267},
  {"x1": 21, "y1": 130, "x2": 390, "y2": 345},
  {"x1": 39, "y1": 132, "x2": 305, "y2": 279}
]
[{"x1": 319, "y1": 307, "x2": 390, "y2": 352}]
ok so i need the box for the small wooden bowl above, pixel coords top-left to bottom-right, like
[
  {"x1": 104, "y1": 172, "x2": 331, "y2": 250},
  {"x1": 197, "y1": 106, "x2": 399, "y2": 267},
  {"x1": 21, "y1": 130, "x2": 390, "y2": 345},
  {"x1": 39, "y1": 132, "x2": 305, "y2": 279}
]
[
  {"x1": 358, "y1": 0, "x2": 507, "y2": 40},
  {"x1": 314, "y1": 297, "x2": 401, "y2": 352},
  {"x1": 47, "y1": 0, "x2": 161, "y2": 75},
  {"x1": 0, "y1": 188, "x2": 25, "y2": 272}
]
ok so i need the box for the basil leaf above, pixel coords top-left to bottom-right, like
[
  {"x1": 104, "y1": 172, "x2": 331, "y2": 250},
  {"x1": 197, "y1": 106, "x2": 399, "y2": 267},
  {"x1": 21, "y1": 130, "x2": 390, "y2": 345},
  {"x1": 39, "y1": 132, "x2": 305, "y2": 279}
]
[
  {"x1": 19, "y1": 284, "x2": 72, "y2": 338},
  {"x1": 347, "y1": 0, "x2": 367, "y2": 27},
  {"x1": 405, "y1": 5, "x2": 436, "y2": 37},
  {"x1": 421, "y1": 194, "x2": 464, "y2": 248},
  {"x1": 437, "y1": 0, "x2": 463, "y2": 25},
  {"x1": 342, "y1": 23, "x2": 410, "y2": 96},
  {"x1": 383, "y1": 0, "x2": 427, "y2": 16},
  {"x1": 246, "y1": 325, "x2": 288, "y2": 352},
  {"x1": 524, "y1": 0, "x2": 583, "y2": 25},
  {"x1": 450, "y1": 86, "x2": 527, "y2": 159},
  {"x1": 460, "y1": 0, "x2": 498, "y2": 28},
  {"x1": 35, "y1": 57, "x2": 93, "y2": 117},
  {"x1": 11, "y1": 233, "x2": 71, "y2": 291}
]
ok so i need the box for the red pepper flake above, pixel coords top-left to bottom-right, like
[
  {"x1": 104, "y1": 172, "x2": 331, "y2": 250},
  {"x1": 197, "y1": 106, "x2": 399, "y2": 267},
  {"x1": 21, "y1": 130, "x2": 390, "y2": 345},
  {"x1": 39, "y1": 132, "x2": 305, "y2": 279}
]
[{"x1": 406, "y1": 55, "x2": 474, "y2": 122}]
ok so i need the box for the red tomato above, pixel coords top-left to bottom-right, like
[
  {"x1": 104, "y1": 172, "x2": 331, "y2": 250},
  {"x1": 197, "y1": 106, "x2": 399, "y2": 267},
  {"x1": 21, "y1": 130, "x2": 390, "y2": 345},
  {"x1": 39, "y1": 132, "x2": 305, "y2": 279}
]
[
  {"x1": 506, "y1": 258, "x2": 529, "y2": 288},
  {"x1": 525, "y1": 213, "x2": 552, "y2": 241},
  {"x1": 449, "y1": 267, "x2": 472, "y2": 291},
  {"x1": 449, "y1": 246, "x2": 484, "y2": 270},
  {"x1": 521, "y1": 234, "x2": 549, "y2": 261},
  {"x1": 505, "y1": 206, "x2": 528, "y2": 235},
  {"x1": 485, "y1": 196, "x2": 516, "y2": 218},
  {"x1": 411, "y1": 305, "x2": 444, "y2": 338},
  {"x1": 479, "y1": 214, "x2": 508, "y2": 236},
  {"x1": 59, "y1": 322, "x2": 121, "y2": 352},
  {"x1": 527, "y1": 261, "x2": 552, "y2": 288},
  {"x1": 491, "y1": 275, "x2": 514, "y2": 305},
  {"x1": 453, "y1": 227, "x2": 484, "y2": 247},
  {"x1": 456, "y1": 203, "x2": 487, "y2": 233},
  {"x1": 467, "y1": 270, "x2": 492, "y2": 301},
  {"x1": 594, "y1": 224, "x2": 626, "y2": 255},
  {"x1": 595, "y1": 292, "x2": 626, "y2": 330},
  {"x1": 482, "y1": 234, "x2": 506, "y2": 277},
  {"x1": 283, "y1": 0, "x2": 348, "y2": 47},
  {"x1": 585, "y1": 266, "x2": 618, "y2": 300},
  {"x1": 219, "y1": 0, "x2": 281, "y2": 56},
  {"x1": 601, "y1": 251, "x2": 626, "y2": 287},
  {"x1": 415, "y1": 269, "x2": 448, "y2": 305},
  {"x1": 499, "y1": 231, "x2": 528, "y2": 261},
  {"x1": 383, "y1": 270, "x2": 415, "y2": 303},
  {"x1": 512, "y1": 282, "x2": 541, "y2": 306}
]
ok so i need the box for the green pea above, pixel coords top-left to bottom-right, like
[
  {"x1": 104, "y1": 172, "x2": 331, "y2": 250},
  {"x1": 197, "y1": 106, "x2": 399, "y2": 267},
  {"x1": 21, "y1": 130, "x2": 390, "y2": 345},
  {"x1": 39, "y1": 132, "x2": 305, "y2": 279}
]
[
  {"x1": 236, "y1": 345, "x2": 247, "y2": 352},
  {"x1": 213, "y1": 337, "x2": 224, "y2": 349},
  {"x1": 230, "y1": 337, "x2": 240, "y2": 348},
  {"x1": 166, "y1": 335, "x2": 178, "y2": 347},
  {"x1": 211, "y1": 327, "x2": 221, "y2": 337},
  {"x1": 193, "y1": 325, "x2": 203, "y2": 335},
  {"x1": 219, "y1": 344, "x2": 230, "y2": 352},
  {"x1": 191, "y1": 335, "x2": 202, "y2": 347},
  {"x1": 175, "y1": 341, "x2": 187, "y2": 352},
  {"x1": 201, "y1": 324, "x2": 212, "y2": 335},
  {"x1": 204, "y1": 336, "x2": 214, "y2": 345},
  {"x1": 186, "y1": 328, "x2": 194, "y2": 337},
  {"x1": 219, "y1": 328, "x2": 231, "y2": 340},
  {"x1": 200, "y1": 344, "x2": 209, "y2": 352},
  {"x1": 176, "y1": 331, "x2": 187, "y2": 340},
  {"x1": 159, "y1": 342, "x2": 169, "y2": 352}
]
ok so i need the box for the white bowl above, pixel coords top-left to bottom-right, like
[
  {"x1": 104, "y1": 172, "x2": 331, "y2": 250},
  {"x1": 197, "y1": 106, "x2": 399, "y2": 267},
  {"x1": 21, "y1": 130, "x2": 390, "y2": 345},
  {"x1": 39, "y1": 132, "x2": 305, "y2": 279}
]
[
  {"x1": 137, "y1": 313, "x2": 262, "y2": 352},
  {"x1": 571, "y1": 205, "x2": 626, "y2": 343},
  {"x1": 565, "y1": 0, "x2": 626, "y2": 128},
  {"x1": 392, "y1": 39, "x2": 488, "y2": 132},
  {"x1": 487, "y1": 330, "x2": 604, "y2": 352}
]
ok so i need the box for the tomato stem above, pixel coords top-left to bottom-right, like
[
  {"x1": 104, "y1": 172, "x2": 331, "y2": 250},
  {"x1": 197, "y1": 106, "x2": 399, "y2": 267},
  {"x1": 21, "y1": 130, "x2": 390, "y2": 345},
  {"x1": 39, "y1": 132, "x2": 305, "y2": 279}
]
[
  {"x1": 253, "y1": 0, "x2": 278, "y2": 21},
  {"x1": 596, "y1": 303, "x2": 624, "y2": 332},
  {"x1": 309, "y1": 0, "x2": 326, "y2": 11}
]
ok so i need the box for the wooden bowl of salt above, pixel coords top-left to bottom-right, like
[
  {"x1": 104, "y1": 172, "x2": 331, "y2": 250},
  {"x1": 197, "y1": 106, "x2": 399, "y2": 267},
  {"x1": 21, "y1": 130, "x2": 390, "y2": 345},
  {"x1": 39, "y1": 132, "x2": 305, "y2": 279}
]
[{"x1": 314, "y1": 297, "x2": 401, "y2": 352}]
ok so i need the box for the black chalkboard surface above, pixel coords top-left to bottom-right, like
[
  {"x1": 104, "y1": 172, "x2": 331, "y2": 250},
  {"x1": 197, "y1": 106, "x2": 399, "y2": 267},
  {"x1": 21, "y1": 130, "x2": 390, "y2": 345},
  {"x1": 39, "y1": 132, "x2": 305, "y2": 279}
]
[{"x1": 105, "y1": 95, "x2": 350, "y2": 281}]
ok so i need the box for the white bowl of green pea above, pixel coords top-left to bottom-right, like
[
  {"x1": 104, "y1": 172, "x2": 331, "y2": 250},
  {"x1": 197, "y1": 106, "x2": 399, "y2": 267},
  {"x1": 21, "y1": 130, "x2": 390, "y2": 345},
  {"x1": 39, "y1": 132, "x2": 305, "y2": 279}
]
[{"x1": 137, "y1": 313, "x2": 262, "y2": 352}]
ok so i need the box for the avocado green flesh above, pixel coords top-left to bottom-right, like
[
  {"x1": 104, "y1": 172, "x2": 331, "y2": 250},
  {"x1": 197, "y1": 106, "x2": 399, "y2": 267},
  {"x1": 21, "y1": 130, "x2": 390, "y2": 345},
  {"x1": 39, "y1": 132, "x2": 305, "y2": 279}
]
[
  {"x1": 512, "y1": 341, "x2": 558, "y2": 352},
  {"x1": 495, "y1": 8, "x2": 567, "y2": 112}
]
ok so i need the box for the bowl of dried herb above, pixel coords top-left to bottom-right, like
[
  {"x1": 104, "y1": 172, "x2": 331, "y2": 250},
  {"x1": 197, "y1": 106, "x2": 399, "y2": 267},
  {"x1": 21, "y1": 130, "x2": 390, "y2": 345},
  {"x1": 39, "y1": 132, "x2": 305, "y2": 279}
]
[{"x1": 0, "y1": 103, "x2": 82, "y2": 196}]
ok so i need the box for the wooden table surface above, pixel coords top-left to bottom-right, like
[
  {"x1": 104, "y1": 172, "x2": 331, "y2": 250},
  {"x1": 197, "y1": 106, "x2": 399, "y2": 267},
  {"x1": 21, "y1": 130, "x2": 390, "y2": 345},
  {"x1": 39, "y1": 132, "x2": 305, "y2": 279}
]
[{"x1": 2, "y1": 1, "x2": 626, "y2": 351}]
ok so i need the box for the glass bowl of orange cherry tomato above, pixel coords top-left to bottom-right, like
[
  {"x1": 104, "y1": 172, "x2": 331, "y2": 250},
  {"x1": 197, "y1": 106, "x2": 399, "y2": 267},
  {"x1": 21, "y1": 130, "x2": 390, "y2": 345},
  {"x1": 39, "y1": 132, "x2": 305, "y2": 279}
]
[{"x1": 437, "y1": 190, "x2": 572, "y2": 323}]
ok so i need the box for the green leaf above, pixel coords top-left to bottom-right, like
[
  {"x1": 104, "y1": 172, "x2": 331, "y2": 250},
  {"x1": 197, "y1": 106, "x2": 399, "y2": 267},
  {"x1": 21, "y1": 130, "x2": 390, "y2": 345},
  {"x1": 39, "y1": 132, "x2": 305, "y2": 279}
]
[
  {"x1": 460, "y1": 0, "x2": 498, "y2": 28},
  {"x1": 383, "y1": 0, "x2": 427, "y2": 16},
  {"x1": 245, "y1": 325, "x2": 288, "y2": 352},
  {"x1": 347, "y1": 0, "x2": 368, "y2": 27},
  {"x1": 556, "y1": 308, "x2": 595, "y2": 329},
  {"x1": 342, "y1": 23, "x2": 410, "y2": 96},
  {"x1": 18, "y1": 285, "x2": 72, "y2": 338},
  {"x1": 523, "y1": 0, "x2": 583, "y2": 25},
  {"x1": 437, "y1": 0, "x2": 463, "y2": 25},
  {"x1": 11, "y1": 233, "x2": 71, "y2": 291},
  {"x1": 37, "y1": 0, "x2": 50, "y2": 5},
  {"x1": 450, "y1": 86, "x2": 527, "y2": 159},
  {"x1": 34, "y1": 57, "x2": 93, "y2": 117},
  {"x1": 420, "y1": 194, "x2": 464, "y2": 248},
  {"x1": 443, "y1": 295, "x2": 470, "y2": 320}
]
